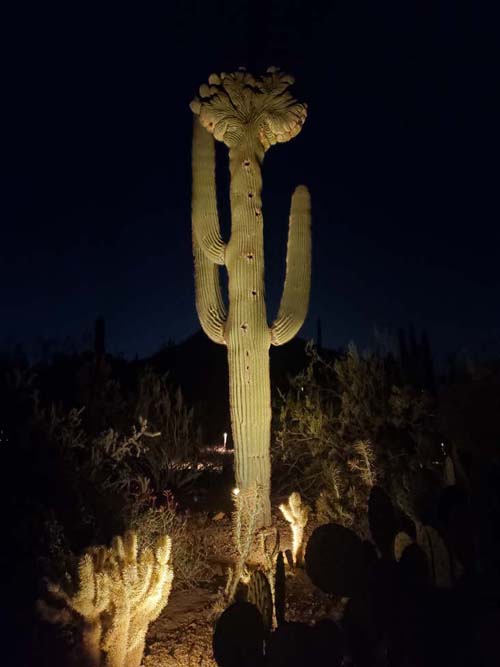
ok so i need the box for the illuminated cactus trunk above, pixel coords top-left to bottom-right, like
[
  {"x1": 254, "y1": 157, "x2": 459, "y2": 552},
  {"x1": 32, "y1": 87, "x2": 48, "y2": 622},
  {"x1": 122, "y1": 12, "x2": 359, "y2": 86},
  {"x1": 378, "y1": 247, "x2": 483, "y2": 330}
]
[{"x1": 190, "y1": 68, "x2": 311, "y2": 526}]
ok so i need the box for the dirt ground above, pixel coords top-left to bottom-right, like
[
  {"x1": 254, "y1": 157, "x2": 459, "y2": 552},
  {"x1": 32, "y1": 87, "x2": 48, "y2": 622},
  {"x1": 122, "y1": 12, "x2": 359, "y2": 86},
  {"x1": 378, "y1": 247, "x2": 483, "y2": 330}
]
[{"x1": 143, "y1": 509, "x2": 338, "y2": 667}]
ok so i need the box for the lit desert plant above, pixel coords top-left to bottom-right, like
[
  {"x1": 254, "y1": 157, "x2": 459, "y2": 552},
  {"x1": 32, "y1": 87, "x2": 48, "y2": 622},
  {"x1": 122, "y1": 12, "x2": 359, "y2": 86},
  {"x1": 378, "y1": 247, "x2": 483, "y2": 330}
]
[
  {"x1": 279, "y1": 491, "x2": 309, "y2": 566},
  {"x1": 191, "y1": 68, "x2": 311, "y2": 527},
  {"x1": 274, "y1": 342, "x2": 439, "y2": 533},
  {"x1": 129, "y1": 494, "x2": 212, "y2": 591},
  {"x1": 38, "y1": 530, "x2": 173, "y2": 667}
]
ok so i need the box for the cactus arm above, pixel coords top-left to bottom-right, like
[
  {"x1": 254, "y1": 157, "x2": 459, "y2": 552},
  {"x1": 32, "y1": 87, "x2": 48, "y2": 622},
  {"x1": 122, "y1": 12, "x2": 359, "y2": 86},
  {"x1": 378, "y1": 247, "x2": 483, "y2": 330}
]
[
  {"x1": 192, "y1": 117, "x2": 227, "y2": 345},
  {"x1": 270, "y1": 185, "x2": 311, "y2": 346},
  {"x1": 193, "y1": 237, "x2": 227, "y2": 344},
  {"x1": 191, "y1": 118, "x2": 226, "y2": 265}
]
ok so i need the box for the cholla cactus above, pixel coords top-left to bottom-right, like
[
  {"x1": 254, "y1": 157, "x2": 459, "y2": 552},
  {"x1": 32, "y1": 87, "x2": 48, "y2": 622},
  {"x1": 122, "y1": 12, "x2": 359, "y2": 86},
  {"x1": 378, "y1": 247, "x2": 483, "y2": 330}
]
[
  {"x1": 38, "y1": 530, "x2": 173, "y2": 667},
  {"x1": 279, "y1": 491, "x2": 310, "y2": 566},
  {"x1": 191, "y1": 68, "x2": 311, "y2": 527},
  {"x1": 39, "y1": 547, "x2": 110, "y2": 667}
]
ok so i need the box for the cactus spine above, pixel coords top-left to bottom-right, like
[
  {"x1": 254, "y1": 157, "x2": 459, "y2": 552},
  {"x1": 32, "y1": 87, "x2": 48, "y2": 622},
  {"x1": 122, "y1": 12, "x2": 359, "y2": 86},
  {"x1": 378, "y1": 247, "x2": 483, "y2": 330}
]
[{"x1": 190, "y1": 68, "x2": 311, "y2": 526}]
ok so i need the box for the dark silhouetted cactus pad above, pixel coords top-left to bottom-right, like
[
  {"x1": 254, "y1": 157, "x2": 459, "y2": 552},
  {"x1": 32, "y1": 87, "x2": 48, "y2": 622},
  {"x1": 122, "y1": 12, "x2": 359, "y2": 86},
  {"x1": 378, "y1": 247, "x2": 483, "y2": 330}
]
[
  {"x1": 438, "y1": 485, "x2": 474, "y2": 575},
  {"x1": 343, "y1": 592, "x2": 380, "y2": 667},
  {"x1": 398, "y1": 511, "x2": 416, "y2": 540},
  {"x1": 305, "y1": 523, "x2": 367, "y2": 596},
  {"x1": 438, "y1": 484, "x2": 468, "y2": 526},
  {"x1": 417, "y1": 524, "x2": 452, "y2": 588},
  {"x1": 311, "y1": 618, "x2": 345, "y2": 666},
  {"x1": 368, "y1": 485, "x2": 398, "y2": 557},
  {"x1": 247, "y1": 569, "x2": 273, "y2": 632},
  {"x1": 398, "y1": 542, "x2": 429, "y2": 589},
  {"x1": 274, "y1": 551, "x2": 286, "y2": 627},
  {"x1": 361, "y1": 540, "x2": 378, "y2": 570},
  {"x1": 393, "y1": 531, "x2": 413, "y2": 561},
  {"x1": 213, "y1": 601, "x2": 265, "y2": 667},
  {"x1": 266, "y1": 622, "x2": 313, "y2": 667},
  {"x1": 369, "y1": 558, "x2": 404, "y2": 632}
]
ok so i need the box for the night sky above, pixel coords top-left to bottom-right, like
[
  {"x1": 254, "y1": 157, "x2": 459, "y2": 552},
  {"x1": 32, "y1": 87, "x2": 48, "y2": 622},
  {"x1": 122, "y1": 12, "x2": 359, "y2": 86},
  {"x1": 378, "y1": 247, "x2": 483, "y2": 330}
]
[{"x1": 4, "y1": 1, "x2": 499, "y2": 365}]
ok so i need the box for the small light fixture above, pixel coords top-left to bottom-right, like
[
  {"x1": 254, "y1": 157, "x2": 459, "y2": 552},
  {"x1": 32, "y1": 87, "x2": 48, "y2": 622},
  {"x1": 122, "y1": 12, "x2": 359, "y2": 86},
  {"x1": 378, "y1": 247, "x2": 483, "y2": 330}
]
[
  {"x1": 223, "y1": 432, "x2": 228, "y2": 447},
  {"x1": 232, "y1": 487, "x2": 240, "y2": 497}
]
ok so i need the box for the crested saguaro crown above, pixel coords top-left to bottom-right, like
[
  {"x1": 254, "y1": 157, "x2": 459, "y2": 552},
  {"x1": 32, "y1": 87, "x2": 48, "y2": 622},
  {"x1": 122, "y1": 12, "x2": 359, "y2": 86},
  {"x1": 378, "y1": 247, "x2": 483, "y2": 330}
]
[
  {"x1": 190, "y1": 67, "x2": 311, "y2": 526},
  {"x1": 190, "y1": 67, "x2": 307, "y2": 150}
]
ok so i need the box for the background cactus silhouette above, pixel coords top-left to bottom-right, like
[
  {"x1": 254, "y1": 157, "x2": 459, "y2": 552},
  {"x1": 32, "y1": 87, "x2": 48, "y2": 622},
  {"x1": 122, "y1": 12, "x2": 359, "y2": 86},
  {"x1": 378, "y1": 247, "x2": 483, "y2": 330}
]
[{"x1": 190, "y1": 68, "x2": 311, "y2": 525}]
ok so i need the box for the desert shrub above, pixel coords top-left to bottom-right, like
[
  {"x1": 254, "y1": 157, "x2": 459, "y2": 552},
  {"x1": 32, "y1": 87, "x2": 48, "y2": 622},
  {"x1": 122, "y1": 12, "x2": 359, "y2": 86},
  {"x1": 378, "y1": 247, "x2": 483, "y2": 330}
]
[
  {"x1": 133, "y1": 367, "x2": 203, "y2": 494},
  {"x1": 129, "y1": 494, "x2": 212, "y2": 590},
  {"x1": 29, "y1": 402, "x2": 160, "y2": 547},
  {"x1": 2, "y1": 358, "x2": 206, "y2": 566},
  {"x1": 315, "y1": 441, "x2": 376, "y2": 532},
  {"x1": 273, "y1": 342, "x2": 440, "y2": 533}
]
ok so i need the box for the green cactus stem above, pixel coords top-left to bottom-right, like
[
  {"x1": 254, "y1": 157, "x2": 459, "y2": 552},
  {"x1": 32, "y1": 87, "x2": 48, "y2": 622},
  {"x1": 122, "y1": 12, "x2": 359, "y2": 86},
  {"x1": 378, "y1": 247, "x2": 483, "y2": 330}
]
[{"x1": 191, "y1": 68, "x2": 311, "y2": 526}]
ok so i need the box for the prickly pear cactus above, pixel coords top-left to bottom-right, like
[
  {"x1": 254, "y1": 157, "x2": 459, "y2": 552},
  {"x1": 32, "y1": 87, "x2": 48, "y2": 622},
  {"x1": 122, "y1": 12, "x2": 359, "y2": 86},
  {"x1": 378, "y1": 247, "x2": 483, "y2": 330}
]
[
  {"x1": 368, "y1": 485, "x2": 399, "y2": 557},
  {"x1": 443, "y1": 455, "x2": 456, "y2": 486},
  {"x1": 213, "y1": 601, "x2": 265, "y2": 667},
  {"x1": 247, "y1": 569, "x2": 273, "y2": 632},
  {"x1": 417, "y1": 524, "x2": 452, "y2": 588},
  {"x1": 305, "y1": 523, "x2": 368, "y2": 597},
  {"x1": 274, "y1": 551, "x2": 286, "y2": 627},
  {"x1": 398, "y1": 542, "x2": 430, "y2": 589},
  {"x1": 393, "y1": 531, "x2": 414, "y2": 562}
]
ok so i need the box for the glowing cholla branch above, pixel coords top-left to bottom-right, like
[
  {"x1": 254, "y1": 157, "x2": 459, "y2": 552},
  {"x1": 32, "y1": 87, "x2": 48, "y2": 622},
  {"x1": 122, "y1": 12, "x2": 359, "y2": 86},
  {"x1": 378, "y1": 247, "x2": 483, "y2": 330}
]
[
  {"x1": 190, "y1": 68, "x2": 311, "y2": 527},
  {"x1": 279, "y1": 491, "x2": 310, "y2": 566}
]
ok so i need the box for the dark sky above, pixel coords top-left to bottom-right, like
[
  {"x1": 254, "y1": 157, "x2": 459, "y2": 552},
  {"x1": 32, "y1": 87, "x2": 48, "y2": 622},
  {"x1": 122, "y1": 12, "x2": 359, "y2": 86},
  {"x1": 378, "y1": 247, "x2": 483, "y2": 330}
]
[{"x1": 4, "y1": 1, "x2": 499, "y2": 363}]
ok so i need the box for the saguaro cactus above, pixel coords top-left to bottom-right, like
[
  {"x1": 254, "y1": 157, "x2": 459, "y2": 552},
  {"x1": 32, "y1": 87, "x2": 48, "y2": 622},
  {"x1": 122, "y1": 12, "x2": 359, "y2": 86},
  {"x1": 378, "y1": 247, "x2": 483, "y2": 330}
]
[{"x1": 190, "y1": 68, "x2": 311, "y2": 526}]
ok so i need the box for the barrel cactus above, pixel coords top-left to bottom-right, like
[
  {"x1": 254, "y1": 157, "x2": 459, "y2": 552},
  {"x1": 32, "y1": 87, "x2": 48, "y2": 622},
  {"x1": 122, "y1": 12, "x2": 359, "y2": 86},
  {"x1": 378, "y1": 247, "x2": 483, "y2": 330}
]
[{"x1": 190, "y1": 67, "x2": 311, "y2": 526}]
